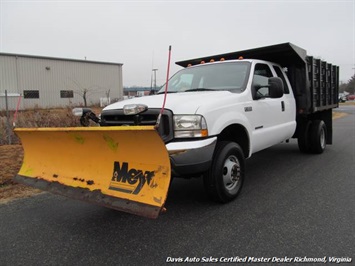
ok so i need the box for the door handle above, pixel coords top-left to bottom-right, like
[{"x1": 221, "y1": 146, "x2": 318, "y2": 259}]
[{"x1": 281, "y1": 101, "x2": 285, "y2": 112}]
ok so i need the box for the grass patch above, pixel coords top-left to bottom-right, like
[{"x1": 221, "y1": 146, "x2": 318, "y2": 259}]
[
  {"x1": 339, "y1": 101, "x2": 355, "y2": 106},
  {"x1": 0, "y1": 106, "x2": 102, "y2": 145},
  {"x1": 333, "y1": 112, "x2": 348, "y2": 119}
]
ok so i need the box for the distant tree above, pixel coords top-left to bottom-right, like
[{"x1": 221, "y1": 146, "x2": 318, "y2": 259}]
[
  {"x1": 67, "y1": 78, "x2": 104, "y2": 107},
  {"x1": 339, "y1": 82, "x2": 347, "y2": 93},
  {"x1": 81, "y1": 88, "x2": 88, "y2": 107},
  {"x1": 345, "y1": 74, "x2": 355, "y2": 94},
  {"x1": 105, "y1": 89, "x2": 110, "y2": 99}
]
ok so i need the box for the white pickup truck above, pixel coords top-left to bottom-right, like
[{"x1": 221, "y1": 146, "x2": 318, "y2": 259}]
[{"x1": 81, "y1": 43, "x2": 339, "y2": 203}]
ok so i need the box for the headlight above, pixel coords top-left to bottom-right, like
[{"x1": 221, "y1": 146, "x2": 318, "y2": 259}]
[
  {"x1": 123, "y1": 104, "x2": 148, "y2": 115},
  {"x1": 173, "y1": 115, "x2": 208, "y2": 138}
]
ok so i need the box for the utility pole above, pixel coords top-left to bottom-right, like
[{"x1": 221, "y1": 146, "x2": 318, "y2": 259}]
[{"x1": 152, "y1": 69, "x2": 158, "y2": 93}]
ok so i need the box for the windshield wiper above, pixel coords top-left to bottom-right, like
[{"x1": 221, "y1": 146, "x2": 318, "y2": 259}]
[
  {"x1": 185, "y1": 88, "x2": 217, "y2": 92},
  {"x1": 157, "y1": 91, "x2": 178, "y2": 94}
]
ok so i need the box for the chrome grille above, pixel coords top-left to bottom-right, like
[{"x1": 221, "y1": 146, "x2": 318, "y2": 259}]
[{"x1": 100, "y1": 109, "x2": 173, "y2": 143}]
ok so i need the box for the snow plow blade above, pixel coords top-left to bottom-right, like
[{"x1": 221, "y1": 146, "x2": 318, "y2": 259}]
[{"x1": 14, "y1": 126, "x2": 171, "y2": 219}]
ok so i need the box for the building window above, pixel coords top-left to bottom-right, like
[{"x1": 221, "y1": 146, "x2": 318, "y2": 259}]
[
  {"x1": 23, "y1": 90, "x2": 40, "y2": 99},
  {"x1": 60, "y1": 90, "x2": 74, "y2": 98}
]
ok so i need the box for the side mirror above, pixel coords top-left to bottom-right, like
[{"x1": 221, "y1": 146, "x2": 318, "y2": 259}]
[{"x1": 268, "y1": 77, "x2": 284, "y2": 98}]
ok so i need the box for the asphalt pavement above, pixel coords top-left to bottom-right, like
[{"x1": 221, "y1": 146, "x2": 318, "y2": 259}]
[{"x1": 0, "y1": 111, "x2": 354, "y2": 266}]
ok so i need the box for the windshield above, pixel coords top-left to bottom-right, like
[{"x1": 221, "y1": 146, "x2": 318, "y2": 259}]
[{"x1": 158, "y1": 61, "x2": 251, "y2": 93}]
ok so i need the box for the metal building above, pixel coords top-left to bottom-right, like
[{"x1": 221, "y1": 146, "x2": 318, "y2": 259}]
[{"x1": 0, "y1": 53, "x2": 123, "y2": 110}]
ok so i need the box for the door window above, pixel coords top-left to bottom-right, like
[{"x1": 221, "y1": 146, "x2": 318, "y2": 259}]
[
  {"x1": 273, "y1": 65, "x2": 290, "y2": 94},
  {"x1": 252, "y1": 64, "x2": 273, "y2": 99}
]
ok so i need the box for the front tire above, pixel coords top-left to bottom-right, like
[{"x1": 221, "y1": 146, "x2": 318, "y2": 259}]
[{"x1": 203, "y1": 141, "x2": 245, "y2": 203}]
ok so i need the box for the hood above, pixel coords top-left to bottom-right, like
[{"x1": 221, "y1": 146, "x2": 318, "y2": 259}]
[{"x1": 104, "y1": 91, "x2": 236, "y2": 114}]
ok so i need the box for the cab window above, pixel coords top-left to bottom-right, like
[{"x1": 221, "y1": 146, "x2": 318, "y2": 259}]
[{"x1": 273, "y1": 65, "x2": 290, "y2": 94}]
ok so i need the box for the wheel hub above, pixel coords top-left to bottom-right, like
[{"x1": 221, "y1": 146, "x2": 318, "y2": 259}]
[{"x1": 223, "y1": 155, "x2": 240, "y2": 191}]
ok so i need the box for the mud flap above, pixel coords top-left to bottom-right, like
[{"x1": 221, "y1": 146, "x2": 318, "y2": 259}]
[{"x1": 14, "y1": 126, "x2": 171, "y2": 219}]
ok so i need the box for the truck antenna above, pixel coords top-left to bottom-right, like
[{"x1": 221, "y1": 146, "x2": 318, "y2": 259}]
[{"x1": 155, "y1": 45, "x2": 172, "y2": 129}]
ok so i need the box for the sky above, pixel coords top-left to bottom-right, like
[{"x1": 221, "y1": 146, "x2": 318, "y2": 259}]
[{"x1": 1, "y1": 0, "x2": 354, "y2": 87}]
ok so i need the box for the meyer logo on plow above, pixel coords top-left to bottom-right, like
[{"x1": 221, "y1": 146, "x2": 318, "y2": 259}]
[{"x1": 109, "y1": 161, "x2": 155, "y2": 194}]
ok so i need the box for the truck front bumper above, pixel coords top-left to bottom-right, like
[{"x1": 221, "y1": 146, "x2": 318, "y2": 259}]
[{"x1": 166, "y1": 137, "x2": 217, "y2": 177}]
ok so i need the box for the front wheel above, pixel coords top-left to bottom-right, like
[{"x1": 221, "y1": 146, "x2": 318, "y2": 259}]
[{"x1": 203, "y1": 141, "x2": 245, "y2": 203}]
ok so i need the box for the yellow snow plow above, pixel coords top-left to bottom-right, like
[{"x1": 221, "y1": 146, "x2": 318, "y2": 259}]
[{"x1": 14, "y1": 126, "x2": 171, "y2": 219}]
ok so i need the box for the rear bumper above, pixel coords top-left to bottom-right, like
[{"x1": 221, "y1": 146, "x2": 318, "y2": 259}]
[{"x1": 166, "y1": 137, "x2": 217, "y2": 177}]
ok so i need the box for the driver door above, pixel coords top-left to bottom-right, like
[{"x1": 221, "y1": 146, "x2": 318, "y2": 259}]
[{"x1": 249, "y1": 63, "x2": 285, "y2": 153}]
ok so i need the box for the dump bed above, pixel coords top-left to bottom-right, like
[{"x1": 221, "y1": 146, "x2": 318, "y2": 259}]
[{"x1": 176, "y1": 43, "x2": 339, "y2": 115}]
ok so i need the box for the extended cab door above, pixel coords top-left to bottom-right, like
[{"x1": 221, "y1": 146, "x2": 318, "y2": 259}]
[{"x1": 248, "y1": 63, "x2": 296, "y2": 153}]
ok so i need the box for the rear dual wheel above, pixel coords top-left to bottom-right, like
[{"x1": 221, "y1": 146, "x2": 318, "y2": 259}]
[
  {"x1": 298, "y1": 120, "x2": 311, "y2": 153},
  {"x1": 309, "y1": 120, "x2": 327, "y2": 154},
  {"x1": 203, "y1": 141, "x2": 245, "y2": 203},
  {"x1": 298, "y1": 120, "x2": 327, "y2": 154}
]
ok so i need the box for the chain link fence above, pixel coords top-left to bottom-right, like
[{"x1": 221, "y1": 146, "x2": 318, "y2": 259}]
[{"x1": 0, "y1": 90, "x2": 16, "y2": 145}]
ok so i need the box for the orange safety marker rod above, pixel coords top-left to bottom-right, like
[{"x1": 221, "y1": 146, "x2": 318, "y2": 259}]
[{"x1": 155, "y1": 45, "x2": 172, "y2": 129}]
